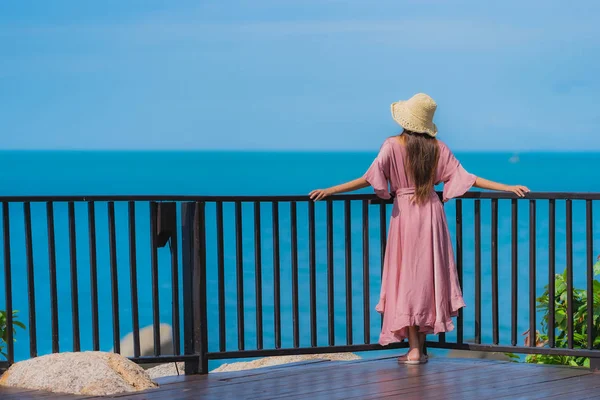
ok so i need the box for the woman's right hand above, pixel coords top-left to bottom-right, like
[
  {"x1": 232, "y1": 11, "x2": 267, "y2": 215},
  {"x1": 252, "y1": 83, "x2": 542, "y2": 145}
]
[
  {"x1": 309, "y1": 188, "x2": 333, "y2": 201},
  {"x1": 506, "y1": 185, "x2": 530, "y2": 197},
  {"x1": 308, "y1": 178, "x2": 370, "y2": 201}
]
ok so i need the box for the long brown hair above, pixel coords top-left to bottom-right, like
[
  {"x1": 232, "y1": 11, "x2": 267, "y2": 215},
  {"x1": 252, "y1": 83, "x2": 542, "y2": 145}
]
[{"x1": 402, "y1": 129, "x2": 439, "y2": 204}]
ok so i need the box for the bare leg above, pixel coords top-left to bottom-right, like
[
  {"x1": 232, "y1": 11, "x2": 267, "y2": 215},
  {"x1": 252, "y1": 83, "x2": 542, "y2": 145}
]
[
  {"x1": 398, "y1": 327, "x2": 426, "y2": 362},
  {"x1": 406, "y1": 326, "x2": 421, "y2": 360}
]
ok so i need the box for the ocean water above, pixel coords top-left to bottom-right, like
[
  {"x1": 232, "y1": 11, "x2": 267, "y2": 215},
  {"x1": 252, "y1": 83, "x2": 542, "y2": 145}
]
[{"x1": 0, "y1": 150, "x2": 599, "y2": 368}]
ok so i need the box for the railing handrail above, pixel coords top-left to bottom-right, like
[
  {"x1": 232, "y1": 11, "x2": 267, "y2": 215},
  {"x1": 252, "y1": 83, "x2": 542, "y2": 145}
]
[{"x1": 0, "y1": 191, "x2": 599, "y2": 203}]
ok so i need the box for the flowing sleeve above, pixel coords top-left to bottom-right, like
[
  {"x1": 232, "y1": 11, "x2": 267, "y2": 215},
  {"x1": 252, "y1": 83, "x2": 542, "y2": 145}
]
[
  {"x1": 437, "y1": 141, "x2": 477, "y2": 202},
  {"x1": 363, "y1": 140, "x2": 392, "y2": 199}
]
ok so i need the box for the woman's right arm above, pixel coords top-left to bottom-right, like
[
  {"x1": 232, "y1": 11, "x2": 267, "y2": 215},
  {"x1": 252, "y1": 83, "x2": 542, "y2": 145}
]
[
  {"x1": 474, "y1": 177, "x2": 530, "y2": 197},
  {"x1": 309, "y1": 177, "x2": 370, "y2": 201}
]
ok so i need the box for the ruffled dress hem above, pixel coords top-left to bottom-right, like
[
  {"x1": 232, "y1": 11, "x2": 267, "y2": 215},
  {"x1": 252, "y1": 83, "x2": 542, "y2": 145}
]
[{"x1": 376, "y1": 296, "x2": 467, "y2": 346}]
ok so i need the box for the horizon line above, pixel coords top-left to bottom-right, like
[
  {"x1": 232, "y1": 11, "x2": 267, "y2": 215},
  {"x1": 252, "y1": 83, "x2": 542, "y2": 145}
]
[{"x1": 1, "y1": 148, "x2": 599, "y2": 154}]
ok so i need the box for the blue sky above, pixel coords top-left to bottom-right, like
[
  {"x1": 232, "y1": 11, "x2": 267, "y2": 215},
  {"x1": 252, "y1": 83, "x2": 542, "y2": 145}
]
[{"x1": 1, "y1": 1, "x2": 599, "y2": 151}]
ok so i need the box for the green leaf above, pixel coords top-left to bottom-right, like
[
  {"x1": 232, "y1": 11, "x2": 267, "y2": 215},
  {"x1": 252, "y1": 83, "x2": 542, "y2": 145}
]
[
  {"x1": 593, "y1": 259, "x2": 600, "y2": 277},
  {"x1": 556, "y1": 311, "x2": 566, "y2": 327},
  {"x1": 574, "y1": 333, "x2": 587, "y2": 343},
  {"x1": 12, "y1": 321, "x2": 26, "y2": 330},
  {"x1": 0, "y1": 309, "x2": 26, "y2": 352},
  {"x1": 504, "y1": 352, "x2": 521, "y2": 362}
]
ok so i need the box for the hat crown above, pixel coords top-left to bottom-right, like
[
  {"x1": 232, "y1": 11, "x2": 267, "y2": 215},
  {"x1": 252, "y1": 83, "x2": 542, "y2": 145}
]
[
  {"x1": 390, "y1": 92, "x2": 438, "y2": 137},
  {"x1": 405, "y1": 93, "x2": 437, "y2": 122}
]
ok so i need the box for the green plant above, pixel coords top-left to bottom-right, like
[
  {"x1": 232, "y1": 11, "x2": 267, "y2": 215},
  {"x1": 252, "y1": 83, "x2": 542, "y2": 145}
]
[
  {"x1": 523, "y1": 256, "x2": 600, "y2": 367},
  {"x1": 0, "y1": 310, "x2": 26, "y2": 359},
  {"x1": 504, "y1": 352, "x2": 521, "y2": 362}
]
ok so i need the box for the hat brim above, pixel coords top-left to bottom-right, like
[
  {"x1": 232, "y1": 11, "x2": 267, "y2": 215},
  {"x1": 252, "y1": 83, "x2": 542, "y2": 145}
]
[{"x1": 391, "y1": 101, "x2": 438, "y2": 137}]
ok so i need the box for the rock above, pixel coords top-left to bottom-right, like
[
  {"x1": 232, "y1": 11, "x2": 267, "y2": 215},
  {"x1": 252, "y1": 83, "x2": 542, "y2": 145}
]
[
  {"x1": 116, "y1": 323, "x2": 174, "y2": 358},
  {"x1": 114, "y1": 323, "x2": 174, "y2": 369},
  {"x1": 145, "y1": 353, "x2": 361, "y2": 379},
  {"x1": 211, "y1": 353, "x2": 361, "y2": 373},
  {"x1": 147, "y1": 362, "x2": 185, "y2": 379},
  {"x1": 0, "y1": 352, "x2": 157, "y2": 396},
  {"x1": 447, "y1": 349, "x2": 512, "y2": 362}
]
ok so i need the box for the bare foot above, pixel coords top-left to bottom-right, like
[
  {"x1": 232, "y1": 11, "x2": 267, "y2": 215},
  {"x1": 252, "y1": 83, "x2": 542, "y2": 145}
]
[
  {"x1": 398, "y1": 349, "x2": 427, "y2": 364},
  {"x1": 407, "y1": 347, "x2": 421, "y2": 360},
  {"x1": 397, "y1": 349, "x2": 428, "y2": 362}
]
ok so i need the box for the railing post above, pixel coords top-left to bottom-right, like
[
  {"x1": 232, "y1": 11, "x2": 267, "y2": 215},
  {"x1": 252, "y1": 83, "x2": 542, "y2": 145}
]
[{"x1": 181, "y1": 202, "x2": 208, "y2": 374}]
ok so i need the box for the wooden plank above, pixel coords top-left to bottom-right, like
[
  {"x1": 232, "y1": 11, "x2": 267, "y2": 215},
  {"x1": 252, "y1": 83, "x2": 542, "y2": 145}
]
[
  {"x1": 356, "y1": 365, "x2": 526, "y2": 400},
  {"x1": 575, "y1": 387, "x2": 600, "y2": 400},
  {"x1": 283, "y1": 361, "x2": 518, "y2": 400},
  {"x1": 491, "y1": 371, "x2": 600, "y2": 400},
  {"x1": 294, "y1": 363, "x2": 511, "y2": 399},
  {"x1": 0, "y1": 387, "x2": 83, "y2": 400},
  {"x1": 438, "y1": 365, "x2": 593, "y2": 400},
  {"x1": 527, "y1": 379, "x2": 600, "y2": 400},
  {"x1": 372, "y1": 372, "x2": 594, "y2": 400},
  {"x1": 122, "y1": 359, "x2": 500, "y2": 400},
  {"x1": 265, "y1": 361, "x2": 495, "y2": 400}
]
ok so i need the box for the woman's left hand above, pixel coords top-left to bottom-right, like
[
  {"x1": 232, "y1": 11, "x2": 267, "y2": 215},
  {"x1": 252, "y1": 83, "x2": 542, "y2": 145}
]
[{"x1": 309, "y1": 188, "x2": 333, "y2": 201}]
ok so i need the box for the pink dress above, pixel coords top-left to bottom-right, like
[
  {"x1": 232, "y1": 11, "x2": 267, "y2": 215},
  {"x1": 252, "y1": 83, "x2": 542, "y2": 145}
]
[{"x1": 363, "y1": 137, "x2": 477, "y2": 346}]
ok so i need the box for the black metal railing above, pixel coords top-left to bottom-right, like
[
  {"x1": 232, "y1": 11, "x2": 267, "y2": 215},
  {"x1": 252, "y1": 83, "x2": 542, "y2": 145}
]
[{"x1": 0, "y1": 192, "x2": 598, "y2": 375}]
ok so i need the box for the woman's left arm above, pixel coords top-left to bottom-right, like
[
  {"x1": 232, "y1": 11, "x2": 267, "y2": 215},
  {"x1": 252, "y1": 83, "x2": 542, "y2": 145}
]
[{"x1": 309, "y1": 177, "x2": 370, "y2": 201}]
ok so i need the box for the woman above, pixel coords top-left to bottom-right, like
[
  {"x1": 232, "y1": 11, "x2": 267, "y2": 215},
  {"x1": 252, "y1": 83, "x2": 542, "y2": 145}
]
[{"x1": 309, "y1": 93, "x2": 529, "y2": 364}]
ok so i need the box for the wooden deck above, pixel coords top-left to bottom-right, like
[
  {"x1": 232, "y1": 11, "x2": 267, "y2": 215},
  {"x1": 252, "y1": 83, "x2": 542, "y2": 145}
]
[{"x1": 2, "y1": 357, "x2": 600, "y2": 399}]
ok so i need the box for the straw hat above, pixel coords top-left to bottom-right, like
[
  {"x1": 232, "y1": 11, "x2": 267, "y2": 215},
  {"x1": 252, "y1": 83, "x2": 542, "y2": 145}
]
[{"x1": 391, "y1": 93, "x2": 438, "y2": 137}]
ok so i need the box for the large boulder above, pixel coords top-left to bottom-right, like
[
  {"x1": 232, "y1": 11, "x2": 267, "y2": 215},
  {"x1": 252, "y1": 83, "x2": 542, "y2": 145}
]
[
  {"x1": 116, "y1": 323, "x2": 174, "y2": 358},
  {"x1": 0, "y1": 352, "x2": 157, "y2": 396},
  {"x1": 114, "y1": 323, "x2": 174, "y2": 369}
]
